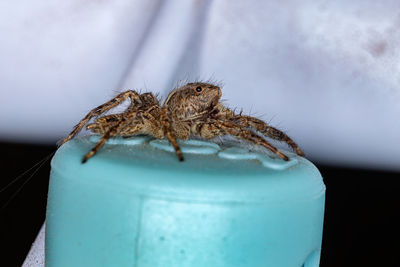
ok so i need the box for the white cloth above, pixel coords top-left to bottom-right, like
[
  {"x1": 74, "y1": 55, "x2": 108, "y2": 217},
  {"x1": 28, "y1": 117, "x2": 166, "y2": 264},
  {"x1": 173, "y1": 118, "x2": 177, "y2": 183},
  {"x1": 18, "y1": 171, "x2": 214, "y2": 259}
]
[
  {"x1": 1, "y1": 0, "x2": 399, "y2": 170},
  {"x1": 22, "y1": 223, "x2": 45, "y2": 267}
]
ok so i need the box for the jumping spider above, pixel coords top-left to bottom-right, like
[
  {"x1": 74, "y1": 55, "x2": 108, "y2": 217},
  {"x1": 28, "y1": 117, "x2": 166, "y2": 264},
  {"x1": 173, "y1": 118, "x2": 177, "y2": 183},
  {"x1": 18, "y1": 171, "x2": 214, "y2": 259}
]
[{"x1": 60, "y1": 82, "x2": 304, "y2": 163}]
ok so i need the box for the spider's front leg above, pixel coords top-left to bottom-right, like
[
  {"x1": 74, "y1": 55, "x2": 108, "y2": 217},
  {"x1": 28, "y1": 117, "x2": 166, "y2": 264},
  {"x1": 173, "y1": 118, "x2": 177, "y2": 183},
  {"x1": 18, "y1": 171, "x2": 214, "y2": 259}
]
[
  {"x1": 231, "y1": 115, "x2": 304, "y2": 156},
  {"x1": 199, "y1": 120, "x2": 289, "y2": 161},
  {"x1": 59, "y1": 90, "x2": 141, "y2": 146}
]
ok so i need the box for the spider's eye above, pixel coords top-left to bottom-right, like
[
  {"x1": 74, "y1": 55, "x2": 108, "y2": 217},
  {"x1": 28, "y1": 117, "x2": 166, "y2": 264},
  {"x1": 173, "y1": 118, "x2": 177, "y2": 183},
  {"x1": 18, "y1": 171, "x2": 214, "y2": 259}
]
[{"x1": 195, "y1": 86, "x2": 202, "y2": 92}]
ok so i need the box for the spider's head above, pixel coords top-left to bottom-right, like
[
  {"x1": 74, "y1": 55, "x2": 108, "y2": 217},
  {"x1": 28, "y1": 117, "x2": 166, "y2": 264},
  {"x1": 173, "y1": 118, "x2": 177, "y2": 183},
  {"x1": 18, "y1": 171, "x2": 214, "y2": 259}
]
[{"x1": 165, "y1": 82, "x2": 222, "y2": 119}]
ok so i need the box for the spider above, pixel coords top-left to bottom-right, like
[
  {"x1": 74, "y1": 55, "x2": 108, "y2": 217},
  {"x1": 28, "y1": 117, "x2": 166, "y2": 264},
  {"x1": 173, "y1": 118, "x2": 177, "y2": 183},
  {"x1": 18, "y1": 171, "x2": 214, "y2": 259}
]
[{"x1": 59, "y1": 82, "x2": 304, "y2": 163}]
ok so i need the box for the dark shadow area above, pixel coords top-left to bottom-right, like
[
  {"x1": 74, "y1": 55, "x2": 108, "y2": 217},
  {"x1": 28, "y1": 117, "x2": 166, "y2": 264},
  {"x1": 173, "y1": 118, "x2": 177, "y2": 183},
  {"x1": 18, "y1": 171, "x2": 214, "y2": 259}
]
[
  {"x1": 0, "y1": 142, "x2": 55, "y2": 267},
  {"x1": 0, "y1": 141, "x2": 398, "y2": 266},
  {"x1": 319, "y1": 165, "x2": 399, "y2": 267}
]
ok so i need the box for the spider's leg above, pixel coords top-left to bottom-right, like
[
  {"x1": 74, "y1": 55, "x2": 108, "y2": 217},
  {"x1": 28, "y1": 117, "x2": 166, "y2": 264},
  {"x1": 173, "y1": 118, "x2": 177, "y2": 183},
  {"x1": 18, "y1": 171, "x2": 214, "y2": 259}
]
[
  {"x1": 82, "y1": 113, "x2": 145, "y2": 163},
  {"x1": 86, "y1": 114, "x2": 123, "y2": 133},
  {"x1": 165, "y1": 130, "x2": 184, "y2": 162},
  {"x1": 59, "y1": 90, "x2": 141, "y2": 146},
  {"x1": 160, "y1": 110, "x2": 184, "y2": 161},
  {"x1": 201, "y1": 120, "x2": 289, "y2": 161},
  {"x1": 263, "y1": 125, "x2": 304, "y2": 156},
  {"x1": 82, "y1": 127, "x2": 114, "y2": 163},
  {"x1": 232, "y1": 115, "x2": 304, "y2": 156}
]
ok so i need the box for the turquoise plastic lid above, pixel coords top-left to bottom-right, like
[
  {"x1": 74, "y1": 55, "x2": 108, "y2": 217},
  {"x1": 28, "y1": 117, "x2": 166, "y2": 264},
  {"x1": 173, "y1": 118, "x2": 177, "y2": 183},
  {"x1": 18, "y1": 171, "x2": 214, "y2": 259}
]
[{"x1": 46, "y1": 136, "x2": 325, "y2": 267}]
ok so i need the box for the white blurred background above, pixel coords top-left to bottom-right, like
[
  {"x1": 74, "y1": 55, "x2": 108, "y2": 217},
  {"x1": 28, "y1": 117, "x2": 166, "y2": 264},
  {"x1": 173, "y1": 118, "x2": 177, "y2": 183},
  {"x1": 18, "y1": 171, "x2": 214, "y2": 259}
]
[{"x1": 0, "y1": 0, "x2": 399, "y2": 171}]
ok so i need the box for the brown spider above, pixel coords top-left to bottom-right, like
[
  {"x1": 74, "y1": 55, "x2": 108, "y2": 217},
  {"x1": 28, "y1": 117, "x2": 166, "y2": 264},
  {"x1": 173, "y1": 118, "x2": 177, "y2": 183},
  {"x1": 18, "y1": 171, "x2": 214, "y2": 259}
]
[{"x1": 59, "y1": 82, "x2": 304, "y2": 163}]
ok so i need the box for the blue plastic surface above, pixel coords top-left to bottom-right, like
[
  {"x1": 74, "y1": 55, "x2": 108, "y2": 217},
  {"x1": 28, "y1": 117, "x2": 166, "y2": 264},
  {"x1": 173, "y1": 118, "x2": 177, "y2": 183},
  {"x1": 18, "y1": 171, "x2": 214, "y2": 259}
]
[{"x1": 46, "y1": 136, "x2": 325, "y2": 267}]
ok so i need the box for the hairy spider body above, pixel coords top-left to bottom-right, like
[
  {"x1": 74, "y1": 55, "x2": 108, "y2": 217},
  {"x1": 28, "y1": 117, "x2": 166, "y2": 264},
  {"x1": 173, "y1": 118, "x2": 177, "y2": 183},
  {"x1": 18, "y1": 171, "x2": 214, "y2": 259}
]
[{"x1": 60, "y1": 82, "x2": 304, "y2": 163}]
